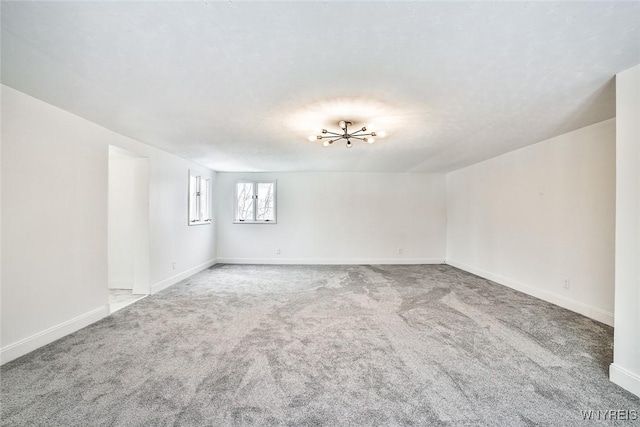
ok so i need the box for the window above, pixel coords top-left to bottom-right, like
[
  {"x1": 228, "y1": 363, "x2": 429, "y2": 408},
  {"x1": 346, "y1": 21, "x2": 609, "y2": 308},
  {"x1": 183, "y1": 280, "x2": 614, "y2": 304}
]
[
  {"x1": 235, "y1": 181, "x2": 276, "y2": 223},
  {"x1": 189, "y1": 171, "x2": 212, "y2": 225}
]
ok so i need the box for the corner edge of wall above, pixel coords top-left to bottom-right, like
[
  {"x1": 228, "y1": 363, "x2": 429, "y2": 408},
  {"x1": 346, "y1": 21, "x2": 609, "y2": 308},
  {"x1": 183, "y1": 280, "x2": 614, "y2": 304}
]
[{"x1": 610, "y1": 363, "x2": 640, "y2": 398}]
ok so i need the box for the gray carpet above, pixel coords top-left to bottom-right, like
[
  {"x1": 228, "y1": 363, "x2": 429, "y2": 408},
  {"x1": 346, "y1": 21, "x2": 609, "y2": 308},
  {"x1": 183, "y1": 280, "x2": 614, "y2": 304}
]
[{"x1": 1, "y1": 264, "x2": 638, "y2": 426}]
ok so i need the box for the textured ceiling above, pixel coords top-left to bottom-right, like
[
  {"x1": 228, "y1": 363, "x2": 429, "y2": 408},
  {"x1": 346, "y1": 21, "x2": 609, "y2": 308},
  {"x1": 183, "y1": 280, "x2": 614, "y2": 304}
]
[{"x1": 2, "y1": 2, "x2": 639, "y2": 172}]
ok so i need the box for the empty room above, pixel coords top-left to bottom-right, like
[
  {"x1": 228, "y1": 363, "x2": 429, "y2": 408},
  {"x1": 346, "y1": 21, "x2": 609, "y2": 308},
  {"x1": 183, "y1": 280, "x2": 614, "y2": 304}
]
[{"x1": 1, "y1": 1, "x2": 639, "y2": 425}]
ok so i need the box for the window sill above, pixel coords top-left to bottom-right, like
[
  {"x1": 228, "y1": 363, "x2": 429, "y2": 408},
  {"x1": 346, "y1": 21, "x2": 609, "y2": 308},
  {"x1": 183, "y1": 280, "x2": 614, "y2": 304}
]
[
  {"x1": 233, "y1": 220, "x2": 277, "y2": 225},
  {"x1": 189, "y1": 220, "x2": 213, "y2": 226}
]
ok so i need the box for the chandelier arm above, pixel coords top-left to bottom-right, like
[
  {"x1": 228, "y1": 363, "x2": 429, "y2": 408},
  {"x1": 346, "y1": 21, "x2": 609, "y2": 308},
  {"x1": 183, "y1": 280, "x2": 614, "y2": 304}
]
[
  {"x1": 323, "y1": 131, "x2": 343, "y2": 137},
  {"x1": 322, "y1": 135, "x2": 347, "y2": 141},
  {"x1": 349, "y1": 136, "x2": 367, "y2": 141},
  {"x1": 350, "y1": 130, "x2": 375, "y2": 137}
]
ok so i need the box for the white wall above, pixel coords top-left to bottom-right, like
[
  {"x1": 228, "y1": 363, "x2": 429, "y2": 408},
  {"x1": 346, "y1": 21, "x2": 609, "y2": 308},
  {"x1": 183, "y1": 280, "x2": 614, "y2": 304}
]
[
  {"x1": 108, "y1": 152, "x2": 136, "y2": 290},
  {"x1": 130, "y1": 157, "x2": 151, "y2": 296},
  {"x1": 1, "y1": 85, "x2": 216, "y2": 364},
  {"x1": 216, "y1": 172, "x2": 446, "y2": 264},
  {"x1": 446, "y1": 119, "x2": 616, "y2": 326},
  {"x1": 108, "y1": 148, "x2": 151, "y2": 294},
  {"x1": 610, "y1": 64, "x2": 640, "y2": 397}
]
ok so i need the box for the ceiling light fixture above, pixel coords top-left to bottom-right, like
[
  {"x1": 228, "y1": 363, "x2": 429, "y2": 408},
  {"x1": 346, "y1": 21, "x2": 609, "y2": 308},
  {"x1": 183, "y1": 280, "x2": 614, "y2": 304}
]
[{"x1": 308, "y1": 120, "x2": 385, "y2": 148}]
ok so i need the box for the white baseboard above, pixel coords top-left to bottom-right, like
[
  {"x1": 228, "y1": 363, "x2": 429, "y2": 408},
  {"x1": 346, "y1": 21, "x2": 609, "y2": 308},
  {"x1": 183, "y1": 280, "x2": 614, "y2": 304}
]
[
  {"x1": 216, "y1": 257, "x2": 445, "y2": 265},
  {"x1": 0, "y1": 304, "x2": 110, "y2": 365},
  {"x1": 446, "y1": 259, "x2": 614, "y2": 326},
  {"x1": 610, "y1": 364, "x2": 640, "y2": 398},
  {"x1": 150, "y1": 258, "x2": 217, "y2": 294}
]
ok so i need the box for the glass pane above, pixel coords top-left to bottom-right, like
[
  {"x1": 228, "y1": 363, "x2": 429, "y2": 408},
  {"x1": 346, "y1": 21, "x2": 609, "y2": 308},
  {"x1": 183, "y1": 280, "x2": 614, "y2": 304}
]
[
  {"x1": 189, "y1": 175, "x2": 199, "y2": 223},
  {"x1": 256, "y1": 183, "x2": 275, "y2": 221},
  {"x1": 200, "y1": 179, "x2": 210, "y2": 221},
  {"x1": 236, "y1": 183, "x2": 254, "y2": 221}
]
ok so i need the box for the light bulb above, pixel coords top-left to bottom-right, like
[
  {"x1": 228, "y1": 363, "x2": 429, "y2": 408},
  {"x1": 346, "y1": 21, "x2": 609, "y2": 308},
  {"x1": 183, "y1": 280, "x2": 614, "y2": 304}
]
[
  {"x1": 377, "y1": 131, "x2": 386, "y2": 138},
  {"x1": 346, "y1": 140, "x2": 352, "y2": 148},
  {"x1": 322, "y1": 140, "x2": 330, "y2": 147},
  {"x1": 322, "y1": 129, "x2": 328, "y2": 134},
  {"x1": 308, "y1": 135, "x2": 316, "y2": 142},
  {"x1": 339, "y1": 120, "x2": 346, "y2": 129},
  {"x1": 367, "y1": 137, "x2": 375, "y2": 144}
]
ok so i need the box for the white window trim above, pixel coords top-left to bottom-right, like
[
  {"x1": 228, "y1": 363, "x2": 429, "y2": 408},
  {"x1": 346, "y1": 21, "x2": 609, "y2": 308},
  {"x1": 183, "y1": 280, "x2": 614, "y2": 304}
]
[
  {"x1": 188, "y1": 170, "x2": 212, "y2": 226},
  {"x1": 233, "y1": 180, "x2": 277, "y2": 224}
]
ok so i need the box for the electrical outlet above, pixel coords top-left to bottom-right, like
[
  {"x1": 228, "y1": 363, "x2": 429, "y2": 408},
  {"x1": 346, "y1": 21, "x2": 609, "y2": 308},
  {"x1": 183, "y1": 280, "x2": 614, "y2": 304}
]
[
  {"x1": 172, "y1": 261, "x2": 177, "y2": 270},
  {"x1": 398, "y1": 248, "x2": 403, "y2": 255},
  {"x1": 563, "y1": 279, "x2": 570, "y2": 289},
  {"x1": 276, "y1": 248, "x2": 281, "y2": 255}
]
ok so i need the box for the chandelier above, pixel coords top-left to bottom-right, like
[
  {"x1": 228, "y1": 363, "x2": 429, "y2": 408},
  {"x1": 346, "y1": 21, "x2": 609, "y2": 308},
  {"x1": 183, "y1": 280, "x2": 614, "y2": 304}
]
[{"x1": 308, "y1": 120, "x2": 386, "y2": 148}]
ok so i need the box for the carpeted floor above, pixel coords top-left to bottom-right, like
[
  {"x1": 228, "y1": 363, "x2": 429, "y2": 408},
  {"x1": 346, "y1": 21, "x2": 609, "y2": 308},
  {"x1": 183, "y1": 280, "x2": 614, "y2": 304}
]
[{"x1": 1, "y1": 264, "x2": 638, "y2": 426}]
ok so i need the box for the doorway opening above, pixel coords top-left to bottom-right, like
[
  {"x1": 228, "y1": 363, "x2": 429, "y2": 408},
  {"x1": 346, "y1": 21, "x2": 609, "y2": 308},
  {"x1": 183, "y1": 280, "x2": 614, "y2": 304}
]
[{"x1": 107, "y1": 146, "x2": 150, "y2": 313}]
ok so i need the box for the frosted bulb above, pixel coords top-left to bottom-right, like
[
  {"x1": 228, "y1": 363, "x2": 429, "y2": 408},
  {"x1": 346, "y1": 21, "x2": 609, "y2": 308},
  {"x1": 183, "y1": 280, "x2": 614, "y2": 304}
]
[
  {"x1": 339, "y1": 120, "x2": 346, "y2": 129},
  {"x1": 308, "y1": 135, "x2": 316, "y2": 142},
  {"x1": 322, "y1": 140, "x2": 330, "y2": 147},
  {"x1": 377, "y1": 131, "x2": 386, "y2": 138},
  {"x1": 367, "y1": 137, "x2": 375, "y2": 144},
  {"x1": 346, "y1": 141, "x2": 352, "y2": 148}
]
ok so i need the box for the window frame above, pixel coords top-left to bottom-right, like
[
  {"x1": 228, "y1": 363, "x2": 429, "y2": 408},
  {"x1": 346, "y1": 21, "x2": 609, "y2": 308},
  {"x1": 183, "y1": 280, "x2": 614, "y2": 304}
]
[
  {"x1": 233, "y1": 180, "x2": 277, "y2": 224},
  {"x1": 188, "y1": 170, "x2": 212, "y2": 226}
]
